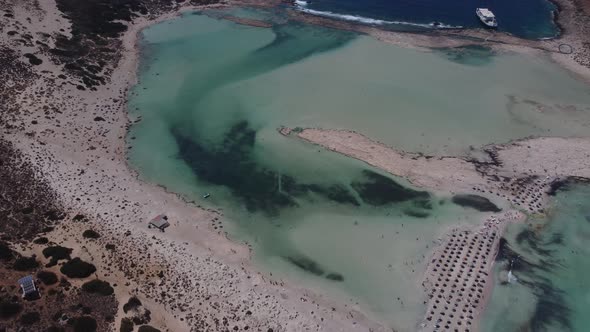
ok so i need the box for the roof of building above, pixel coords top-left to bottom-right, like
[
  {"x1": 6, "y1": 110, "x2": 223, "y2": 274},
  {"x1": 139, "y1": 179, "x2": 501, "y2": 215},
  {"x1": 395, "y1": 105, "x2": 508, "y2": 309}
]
[
  {"x1": 149, "y1": 214, "x2": 170, "y2": 229},
  {"x1": 18, "y1": 275, "x2": 37, "y2": 295}
]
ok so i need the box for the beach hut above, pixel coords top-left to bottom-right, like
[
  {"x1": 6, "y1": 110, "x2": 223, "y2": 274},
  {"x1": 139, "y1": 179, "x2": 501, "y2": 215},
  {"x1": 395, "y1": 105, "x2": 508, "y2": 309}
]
[
  {"x1": 18, "y1": 275, "x2": 38, "y2": 299},
  {"x1": 148, "y1": 214, "x2": 170, "y2": 232}
]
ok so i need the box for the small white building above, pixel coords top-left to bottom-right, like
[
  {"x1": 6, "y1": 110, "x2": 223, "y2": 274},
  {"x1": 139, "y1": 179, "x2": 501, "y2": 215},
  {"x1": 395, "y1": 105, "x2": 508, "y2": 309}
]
[{"x1": 148, "y1": 214, "x2": 170, "y2": 232}]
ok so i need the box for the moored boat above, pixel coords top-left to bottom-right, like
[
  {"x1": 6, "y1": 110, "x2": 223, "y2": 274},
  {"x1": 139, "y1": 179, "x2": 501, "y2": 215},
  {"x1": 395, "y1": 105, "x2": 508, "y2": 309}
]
[{"x1": 476, "y1": 8, "x2": 498, "y2": 28}]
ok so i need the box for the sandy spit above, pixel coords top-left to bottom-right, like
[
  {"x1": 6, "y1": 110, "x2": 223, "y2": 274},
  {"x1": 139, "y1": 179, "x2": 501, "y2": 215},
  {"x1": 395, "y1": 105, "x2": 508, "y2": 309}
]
[{"x1": 285, "y1": 127, "x2": 590, "y2": 330}]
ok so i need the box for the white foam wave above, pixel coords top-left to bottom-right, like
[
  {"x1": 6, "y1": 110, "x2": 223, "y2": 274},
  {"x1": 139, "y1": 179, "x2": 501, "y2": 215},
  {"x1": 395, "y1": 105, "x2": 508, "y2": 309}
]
[
  {"x1": 294, "y1": 4, "x2": 462, "y2": 29},
  {"x1": 431, "y1": 22, "x2": 464, "y2": 29},
  {"x1": 507, "y1": 270, "x2": 518, "y2": 283}
]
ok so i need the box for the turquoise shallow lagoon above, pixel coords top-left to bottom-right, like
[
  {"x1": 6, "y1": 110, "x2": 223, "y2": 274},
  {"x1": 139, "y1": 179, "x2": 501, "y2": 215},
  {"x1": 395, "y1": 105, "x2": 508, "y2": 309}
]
[
  {"x1": 481, "y1": 183, "x2": 590, "y2": 332},
  {"x1": 127, "y1": 10, "x2": 590, "y2": 330}
]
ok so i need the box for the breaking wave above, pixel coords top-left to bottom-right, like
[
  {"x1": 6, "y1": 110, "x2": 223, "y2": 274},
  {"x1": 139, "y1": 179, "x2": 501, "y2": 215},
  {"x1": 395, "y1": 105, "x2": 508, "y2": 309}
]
[{"x1": 293, "y1": 1, "x2": 462, "y2": 29}]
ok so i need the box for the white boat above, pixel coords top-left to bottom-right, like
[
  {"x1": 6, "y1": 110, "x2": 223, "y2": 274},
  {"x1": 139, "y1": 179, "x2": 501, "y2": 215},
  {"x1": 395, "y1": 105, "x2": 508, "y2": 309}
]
[{"x1": 476, "y1": 8, "x2": 498, "y2": 28}]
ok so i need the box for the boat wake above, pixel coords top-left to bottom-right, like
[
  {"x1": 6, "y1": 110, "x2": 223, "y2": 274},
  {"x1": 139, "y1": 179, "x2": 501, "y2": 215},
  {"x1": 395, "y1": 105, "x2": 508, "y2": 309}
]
[{"x1": 293, "y1": 1, "x2": 463, "y2": 29}]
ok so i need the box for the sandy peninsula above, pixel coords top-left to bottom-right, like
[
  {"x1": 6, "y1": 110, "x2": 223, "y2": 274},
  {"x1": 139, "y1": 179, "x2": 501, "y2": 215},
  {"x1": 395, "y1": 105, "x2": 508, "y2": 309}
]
[
  {"x1": 1, "y1": 0, "x2": 590, "y2": 331},
  {"x1": 280, "y1": 126, "x2": 590, "y2": 330}
]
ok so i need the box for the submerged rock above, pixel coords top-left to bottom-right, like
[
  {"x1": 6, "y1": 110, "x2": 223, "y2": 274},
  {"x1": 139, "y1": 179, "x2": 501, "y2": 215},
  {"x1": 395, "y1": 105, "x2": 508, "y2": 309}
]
[
  {"x1": 283, "y1": 255, "x2": 324, "y2": 276},
  {"x1": 451, "y1": 194, "x2": 501, "y2": 212},
  {"x1": 325, "y1": 273, "x2": 344, "y2": 282},
  {"x1": 403, "y1": 209, "x2": 430, "y2": 218},
  {"x1": 352, "y1": 170, "x2": 430, "y2": 206}
]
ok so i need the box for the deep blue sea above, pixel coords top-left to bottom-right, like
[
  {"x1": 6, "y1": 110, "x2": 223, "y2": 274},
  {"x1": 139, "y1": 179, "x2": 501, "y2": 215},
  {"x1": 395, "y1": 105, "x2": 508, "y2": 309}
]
[{"x1": 295, "y1": 0, "x2": 559, "y2": 39}]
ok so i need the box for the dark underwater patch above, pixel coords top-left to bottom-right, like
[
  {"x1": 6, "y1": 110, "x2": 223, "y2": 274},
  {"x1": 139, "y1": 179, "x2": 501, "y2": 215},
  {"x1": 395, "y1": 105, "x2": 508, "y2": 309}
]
[
  {"x1": 351, "y1": 170, "x2": 430, "y2": 206},
  {"x1": 403, "y1": 209, "x2": 430, "y2": 218},
  {"x1": 173, "y1": 121, "x2": 297, "y2": 214},
  {"x1": 547, "y1": 232, "x2": 564, "y2": 245},
  {"x1": 436, "y1": 45, "x2": 495, "y2": 66},
  {"x1": 496, "y1": 227, "x2": 573, "y2": 331},
  {"x1": 451, "y1": 194, "x2": 501, "y2": 212},
  {"x1": 252, "y1": 23, "x2": 356, "y2": 66},
  {"x1": 283, "y1": 255, "x2": 344, "y2": 282},
  {"x1": 306, "y1": 184, "x2": 360, "y2": 206},
  {"x1": 515, "y1": 229, "x2": 555, "y2": 257},
  {"x1": 284, "y1": 255, "x2": 324, "y2": 276},
  {"x1": 547, "y1": 176, "x2": 590, "y2": 196},
  {"x1": 325, "y1": 273, "x2": 344, "y2": 282},
  {"x1": 413, "y1": 198, "x2": 433, "y2": 210},
  {"x1": 547, "y1": 179, "x2": 570, "y2": 196},
  {"x1": 173, "y1": 120, "x2": 371, "y2": 214},
  {"x1": 528, "y1": 282, "x2": 571, "y2": 332},
  {"x1": 495, "y1": 237, "x2": 548, "y2": 273}
]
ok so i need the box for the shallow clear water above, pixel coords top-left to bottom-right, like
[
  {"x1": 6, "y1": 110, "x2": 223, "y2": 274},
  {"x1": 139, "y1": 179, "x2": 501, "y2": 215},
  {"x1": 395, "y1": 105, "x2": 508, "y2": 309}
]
[
  {"x1": 127, "y1": 10, "x2": 590, "y2": 330},
  {"x1": 298, "y1": 0, "x2": 558, "y2": 39},
  {"x1": 481, "y1": 183, "x2": 590, "y2": 332}
]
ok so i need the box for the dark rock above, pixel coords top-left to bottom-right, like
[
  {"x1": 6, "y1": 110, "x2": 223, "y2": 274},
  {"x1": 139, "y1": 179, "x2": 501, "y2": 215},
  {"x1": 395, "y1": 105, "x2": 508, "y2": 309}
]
[
  {"x1": 325, "y1": 273, "x2": 344, "y2": 281},
  {"x1": 283, "y1": 255, "x2": 324, "y2": 276},
  {"x1": 403, "y1": 209, "x2": 430, "y2": 218},
  {"x1": 451, "y1": 194, "x2": 501, "y2": 212},
  {"x1": 351, "y1": 170, "x2": 430, "y2": 206}
]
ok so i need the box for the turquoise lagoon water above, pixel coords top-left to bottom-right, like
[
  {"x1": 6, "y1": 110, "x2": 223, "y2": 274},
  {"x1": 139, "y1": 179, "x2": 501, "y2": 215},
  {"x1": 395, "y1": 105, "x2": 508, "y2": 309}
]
[
  {"x1": 481, "y1": 183, "x2": 590, "y2": 332},
  {"x1": 127, "y1": 10, "x2": 590, "y2": 330}
]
